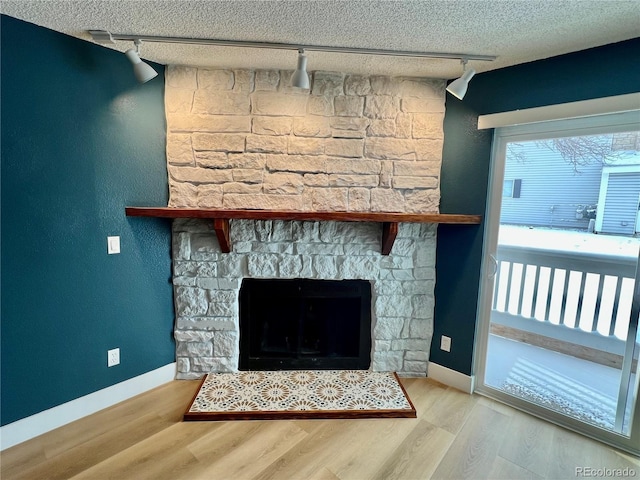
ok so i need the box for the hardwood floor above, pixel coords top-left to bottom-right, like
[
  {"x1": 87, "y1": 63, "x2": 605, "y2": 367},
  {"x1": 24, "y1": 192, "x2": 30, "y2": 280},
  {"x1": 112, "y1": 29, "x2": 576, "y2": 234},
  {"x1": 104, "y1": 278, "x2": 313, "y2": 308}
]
[{"x1": 2, "y1": 378, "x2": 638, "y2": 479}]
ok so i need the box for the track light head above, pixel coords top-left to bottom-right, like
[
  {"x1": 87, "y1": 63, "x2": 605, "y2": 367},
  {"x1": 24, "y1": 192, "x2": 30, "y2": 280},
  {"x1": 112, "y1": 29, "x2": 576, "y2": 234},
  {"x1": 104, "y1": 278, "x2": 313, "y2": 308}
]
[
  {"x1": 125, "y1": 40, "x2": 158, "y2": 84},
  {"x1": 291, "y1": 49, "x2": 310, "y2": 89},
  {"x1": 446, "y1": 59, "x2": 476, "y2": 100}
]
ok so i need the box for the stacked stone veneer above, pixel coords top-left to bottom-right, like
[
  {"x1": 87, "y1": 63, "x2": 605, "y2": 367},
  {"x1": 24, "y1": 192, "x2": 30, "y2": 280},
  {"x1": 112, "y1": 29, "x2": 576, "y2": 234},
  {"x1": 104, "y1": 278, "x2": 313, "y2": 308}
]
[
  {"x1": 173, "y1": 219, "x2": 436, "y2": 379},
  {"x1": 165, "y1": 66, "x2": 445, "y2": 378},
  {"x1": 165, "y1": 67, "x2": 444, "y2": 211}
]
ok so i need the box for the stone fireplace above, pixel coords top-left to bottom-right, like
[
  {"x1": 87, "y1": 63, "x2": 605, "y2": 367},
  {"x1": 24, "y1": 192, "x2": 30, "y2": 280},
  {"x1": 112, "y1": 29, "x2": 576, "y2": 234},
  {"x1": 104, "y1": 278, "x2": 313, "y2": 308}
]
[{"x1": 165, "y1": 66, "x2": 445, "y2": 379}]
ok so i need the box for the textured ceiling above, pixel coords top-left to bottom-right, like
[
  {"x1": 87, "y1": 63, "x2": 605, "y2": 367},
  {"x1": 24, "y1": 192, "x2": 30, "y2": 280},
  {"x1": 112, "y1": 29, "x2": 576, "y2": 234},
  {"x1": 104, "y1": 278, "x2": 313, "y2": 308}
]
[{"x1": 2, "y1": 0, "x2": 639, "y2": 79}]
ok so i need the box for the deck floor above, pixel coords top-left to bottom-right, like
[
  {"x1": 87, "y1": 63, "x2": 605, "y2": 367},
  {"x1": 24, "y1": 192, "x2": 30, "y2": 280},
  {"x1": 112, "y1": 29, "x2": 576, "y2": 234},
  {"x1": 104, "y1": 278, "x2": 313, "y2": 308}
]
[{"x1": 485, "y1": 334, "x2": 636, "y2": 433}]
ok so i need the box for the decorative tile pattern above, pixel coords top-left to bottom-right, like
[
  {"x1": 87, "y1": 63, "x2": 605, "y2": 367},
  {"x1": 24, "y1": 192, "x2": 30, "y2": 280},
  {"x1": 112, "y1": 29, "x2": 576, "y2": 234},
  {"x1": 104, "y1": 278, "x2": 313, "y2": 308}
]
[{"x1": 185, "y1": 370, "x2": 415, "y2": 419}]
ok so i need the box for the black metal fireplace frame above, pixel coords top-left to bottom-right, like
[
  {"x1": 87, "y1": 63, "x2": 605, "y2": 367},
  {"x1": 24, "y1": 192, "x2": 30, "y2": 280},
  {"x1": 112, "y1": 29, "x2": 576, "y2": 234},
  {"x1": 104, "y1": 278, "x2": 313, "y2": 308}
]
[{"x1": 239, "y1": 278, "x2": 372, "y2": 371}]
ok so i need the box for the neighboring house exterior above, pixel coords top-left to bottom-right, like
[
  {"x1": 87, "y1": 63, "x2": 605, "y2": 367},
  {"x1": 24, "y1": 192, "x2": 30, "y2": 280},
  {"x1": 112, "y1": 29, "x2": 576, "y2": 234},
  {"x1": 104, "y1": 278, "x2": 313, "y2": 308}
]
[
  {"x1": 596, "y1": 164, "x2": 640, "y2": 235},
  {"x1": 501, "y1": 139, "x2": 640, "y2": 235}
]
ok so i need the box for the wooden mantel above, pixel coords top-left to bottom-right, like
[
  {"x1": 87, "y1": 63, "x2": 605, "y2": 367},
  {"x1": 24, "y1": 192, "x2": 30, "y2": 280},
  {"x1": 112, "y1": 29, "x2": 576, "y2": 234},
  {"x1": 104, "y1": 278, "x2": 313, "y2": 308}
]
[{"x1": 125, "y1": 207, "x2": 482, "y2": 255}]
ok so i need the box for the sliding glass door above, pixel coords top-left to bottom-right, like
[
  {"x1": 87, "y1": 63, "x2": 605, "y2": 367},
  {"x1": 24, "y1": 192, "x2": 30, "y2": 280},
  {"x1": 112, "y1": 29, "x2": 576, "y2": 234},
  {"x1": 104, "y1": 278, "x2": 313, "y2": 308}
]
[{"x1": 475, "y1": 111, "x2": 640, "y2": 455}]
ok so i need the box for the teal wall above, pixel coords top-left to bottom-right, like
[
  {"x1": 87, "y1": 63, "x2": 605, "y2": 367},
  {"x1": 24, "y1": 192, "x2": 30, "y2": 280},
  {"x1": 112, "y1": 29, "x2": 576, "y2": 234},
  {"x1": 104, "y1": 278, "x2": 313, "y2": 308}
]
[
  {"x1": 1, "y1": 15, "x2": 174, "y2": 425},
  {"x1": 432, "y1": 38, "x2": 640, "y2": 375}
]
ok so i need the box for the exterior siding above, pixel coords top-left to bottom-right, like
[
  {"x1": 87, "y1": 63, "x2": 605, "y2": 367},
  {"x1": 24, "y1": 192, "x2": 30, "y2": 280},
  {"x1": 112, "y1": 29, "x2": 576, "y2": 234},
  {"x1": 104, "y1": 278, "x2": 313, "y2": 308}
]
[
  {"x1": 600, "y1": 172, "x2": 640, "y2": 235},
  {"x1": 501, "y1": 142, "x2": 602, "y2": 229}
]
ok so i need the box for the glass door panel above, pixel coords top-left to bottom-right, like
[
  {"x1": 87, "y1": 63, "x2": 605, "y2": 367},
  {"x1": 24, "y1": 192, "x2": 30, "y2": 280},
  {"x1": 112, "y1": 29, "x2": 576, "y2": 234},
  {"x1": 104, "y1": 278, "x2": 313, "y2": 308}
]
[{"x1": 477, "y1": 116, "x2": 640, "y2": 454}]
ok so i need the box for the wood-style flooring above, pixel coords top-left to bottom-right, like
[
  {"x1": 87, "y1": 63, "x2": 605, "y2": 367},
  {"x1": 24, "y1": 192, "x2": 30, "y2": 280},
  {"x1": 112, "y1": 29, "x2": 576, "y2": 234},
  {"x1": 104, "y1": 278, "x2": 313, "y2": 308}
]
[{"x1": 2, "y1": 378, "x2": 638, "y2": 479}]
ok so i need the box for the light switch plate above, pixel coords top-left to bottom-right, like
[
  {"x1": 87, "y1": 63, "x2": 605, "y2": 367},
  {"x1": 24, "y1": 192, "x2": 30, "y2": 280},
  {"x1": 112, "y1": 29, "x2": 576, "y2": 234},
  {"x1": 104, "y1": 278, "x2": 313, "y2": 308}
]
[{"x1": 107, "y1": 236, "x2": 120, "y2": 254}]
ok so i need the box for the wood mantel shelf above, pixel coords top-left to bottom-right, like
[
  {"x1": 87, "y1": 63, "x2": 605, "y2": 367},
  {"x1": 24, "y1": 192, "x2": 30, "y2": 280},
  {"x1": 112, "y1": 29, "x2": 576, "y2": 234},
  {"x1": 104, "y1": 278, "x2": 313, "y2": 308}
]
[{"x1": 125, "y1": 207, "x2": 481, "y2": 255}]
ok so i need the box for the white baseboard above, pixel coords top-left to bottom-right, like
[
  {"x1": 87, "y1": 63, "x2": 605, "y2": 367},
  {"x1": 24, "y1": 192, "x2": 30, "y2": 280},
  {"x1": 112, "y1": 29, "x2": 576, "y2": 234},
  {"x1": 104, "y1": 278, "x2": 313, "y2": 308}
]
[
  {"x1": 0, "y1": 363, "x2": 176, "y2": 451},
  {"x1": 427, "y1": 362, "x2": 475, "y2": 394}
]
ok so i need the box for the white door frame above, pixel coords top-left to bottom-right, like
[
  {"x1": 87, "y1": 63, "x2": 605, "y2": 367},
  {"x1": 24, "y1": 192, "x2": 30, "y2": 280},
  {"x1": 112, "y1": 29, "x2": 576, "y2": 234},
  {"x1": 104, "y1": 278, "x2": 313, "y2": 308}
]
[
  {"x1": 473, "y1": 110, "x2": 640, "y2": 456},
  {"x1": 636, "y1": 193, "x2": 640, "y2": 234}
]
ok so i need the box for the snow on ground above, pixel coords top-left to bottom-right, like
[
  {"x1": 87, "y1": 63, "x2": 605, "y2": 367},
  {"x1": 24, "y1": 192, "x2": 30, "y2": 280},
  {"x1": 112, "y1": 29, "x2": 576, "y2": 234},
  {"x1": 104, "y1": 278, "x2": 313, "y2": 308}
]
[{"x1": 498, "y1": 224, "x2": 640, "y2": 258}]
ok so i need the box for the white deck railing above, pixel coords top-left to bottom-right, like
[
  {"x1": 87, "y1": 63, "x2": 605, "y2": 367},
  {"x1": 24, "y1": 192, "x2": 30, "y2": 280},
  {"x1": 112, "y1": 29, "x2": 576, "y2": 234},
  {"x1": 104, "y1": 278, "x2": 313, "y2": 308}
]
[{"x1": 491, "y1": 244, "x2": 638, "y2": 354}]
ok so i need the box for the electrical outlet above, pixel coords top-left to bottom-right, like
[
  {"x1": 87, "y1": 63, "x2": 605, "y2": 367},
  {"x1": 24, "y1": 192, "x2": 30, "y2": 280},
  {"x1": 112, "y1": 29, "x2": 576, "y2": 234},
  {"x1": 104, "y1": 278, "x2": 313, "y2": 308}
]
[
  {"x1": 440, "y1": 335, "x2": 452, "y2": 352},
  {"x1": 108, "y1": 348, "x2": 120, "y2": 367}
]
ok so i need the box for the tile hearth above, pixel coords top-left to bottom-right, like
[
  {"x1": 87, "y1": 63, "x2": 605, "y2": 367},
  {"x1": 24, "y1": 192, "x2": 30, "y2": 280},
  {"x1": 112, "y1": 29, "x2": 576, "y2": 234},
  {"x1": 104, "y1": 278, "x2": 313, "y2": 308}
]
[{"x1": 184, "y1": 370, "x2": 416, "y2": 420}]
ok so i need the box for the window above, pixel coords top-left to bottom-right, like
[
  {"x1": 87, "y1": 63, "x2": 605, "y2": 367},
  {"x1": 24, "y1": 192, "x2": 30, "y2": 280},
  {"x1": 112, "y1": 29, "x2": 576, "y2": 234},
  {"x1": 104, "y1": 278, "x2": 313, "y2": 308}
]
[{"x1": 503, "y1": 179, "x2": 521, "y2": 198}]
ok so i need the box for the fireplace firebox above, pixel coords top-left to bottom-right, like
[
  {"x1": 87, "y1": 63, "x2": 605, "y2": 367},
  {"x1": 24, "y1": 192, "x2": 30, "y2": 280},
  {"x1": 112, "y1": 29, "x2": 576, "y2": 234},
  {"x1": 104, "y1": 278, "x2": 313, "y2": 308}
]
[{"x1": 239, "y1": 278, "x2": 372, "y2": 370}]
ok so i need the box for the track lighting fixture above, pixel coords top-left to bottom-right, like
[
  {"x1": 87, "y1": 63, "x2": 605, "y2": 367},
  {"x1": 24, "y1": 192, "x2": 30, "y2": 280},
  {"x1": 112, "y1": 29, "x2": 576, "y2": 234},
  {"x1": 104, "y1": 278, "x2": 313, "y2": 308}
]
[
  {"x1": 446, "y1": 58, "x2": 476, "y2": 100},
  {"x1": 291, "y1": 49, "x2": 310, "y2": 89},
  {"x1": 124, "y1": 40, "x2": 158, "y2": 84},
  {"x1": 89, "y1": 31, "x2": 496, "y2": 86}
]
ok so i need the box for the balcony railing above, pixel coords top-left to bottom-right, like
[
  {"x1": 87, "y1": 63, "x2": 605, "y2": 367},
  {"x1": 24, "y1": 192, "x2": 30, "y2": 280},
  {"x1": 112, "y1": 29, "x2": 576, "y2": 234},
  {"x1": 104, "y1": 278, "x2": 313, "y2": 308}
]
[{"x1": 490, "y1": 244, "x2": 638, "y2": 366}]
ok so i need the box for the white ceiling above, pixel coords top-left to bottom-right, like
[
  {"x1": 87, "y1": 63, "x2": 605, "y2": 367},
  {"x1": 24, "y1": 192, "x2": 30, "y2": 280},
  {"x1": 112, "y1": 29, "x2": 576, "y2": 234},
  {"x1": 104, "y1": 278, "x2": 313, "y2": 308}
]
[{"x1": 2, "y1": 0, "x2": 639, "y2": 79}]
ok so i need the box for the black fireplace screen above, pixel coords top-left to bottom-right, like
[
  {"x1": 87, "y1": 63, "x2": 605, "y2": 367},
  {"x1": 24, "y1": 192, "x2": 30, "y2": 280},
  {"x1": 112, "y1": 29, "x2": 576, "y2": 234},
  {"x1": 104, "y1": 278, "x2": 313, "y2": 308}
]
[{"x1": 239, "y1": 278, "x2": 372, "y2": 370}]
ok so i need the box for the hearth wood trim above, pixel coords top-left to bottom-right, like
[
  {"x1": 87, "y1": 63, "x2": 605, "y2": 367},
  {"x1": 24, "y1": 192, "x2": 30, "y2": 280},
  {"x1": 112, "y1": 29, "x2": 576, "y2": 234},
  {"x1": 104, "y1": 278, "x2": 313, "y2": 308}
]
[{"x1": 125, "y1": 207, "x2": 481, "y2": 255}]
